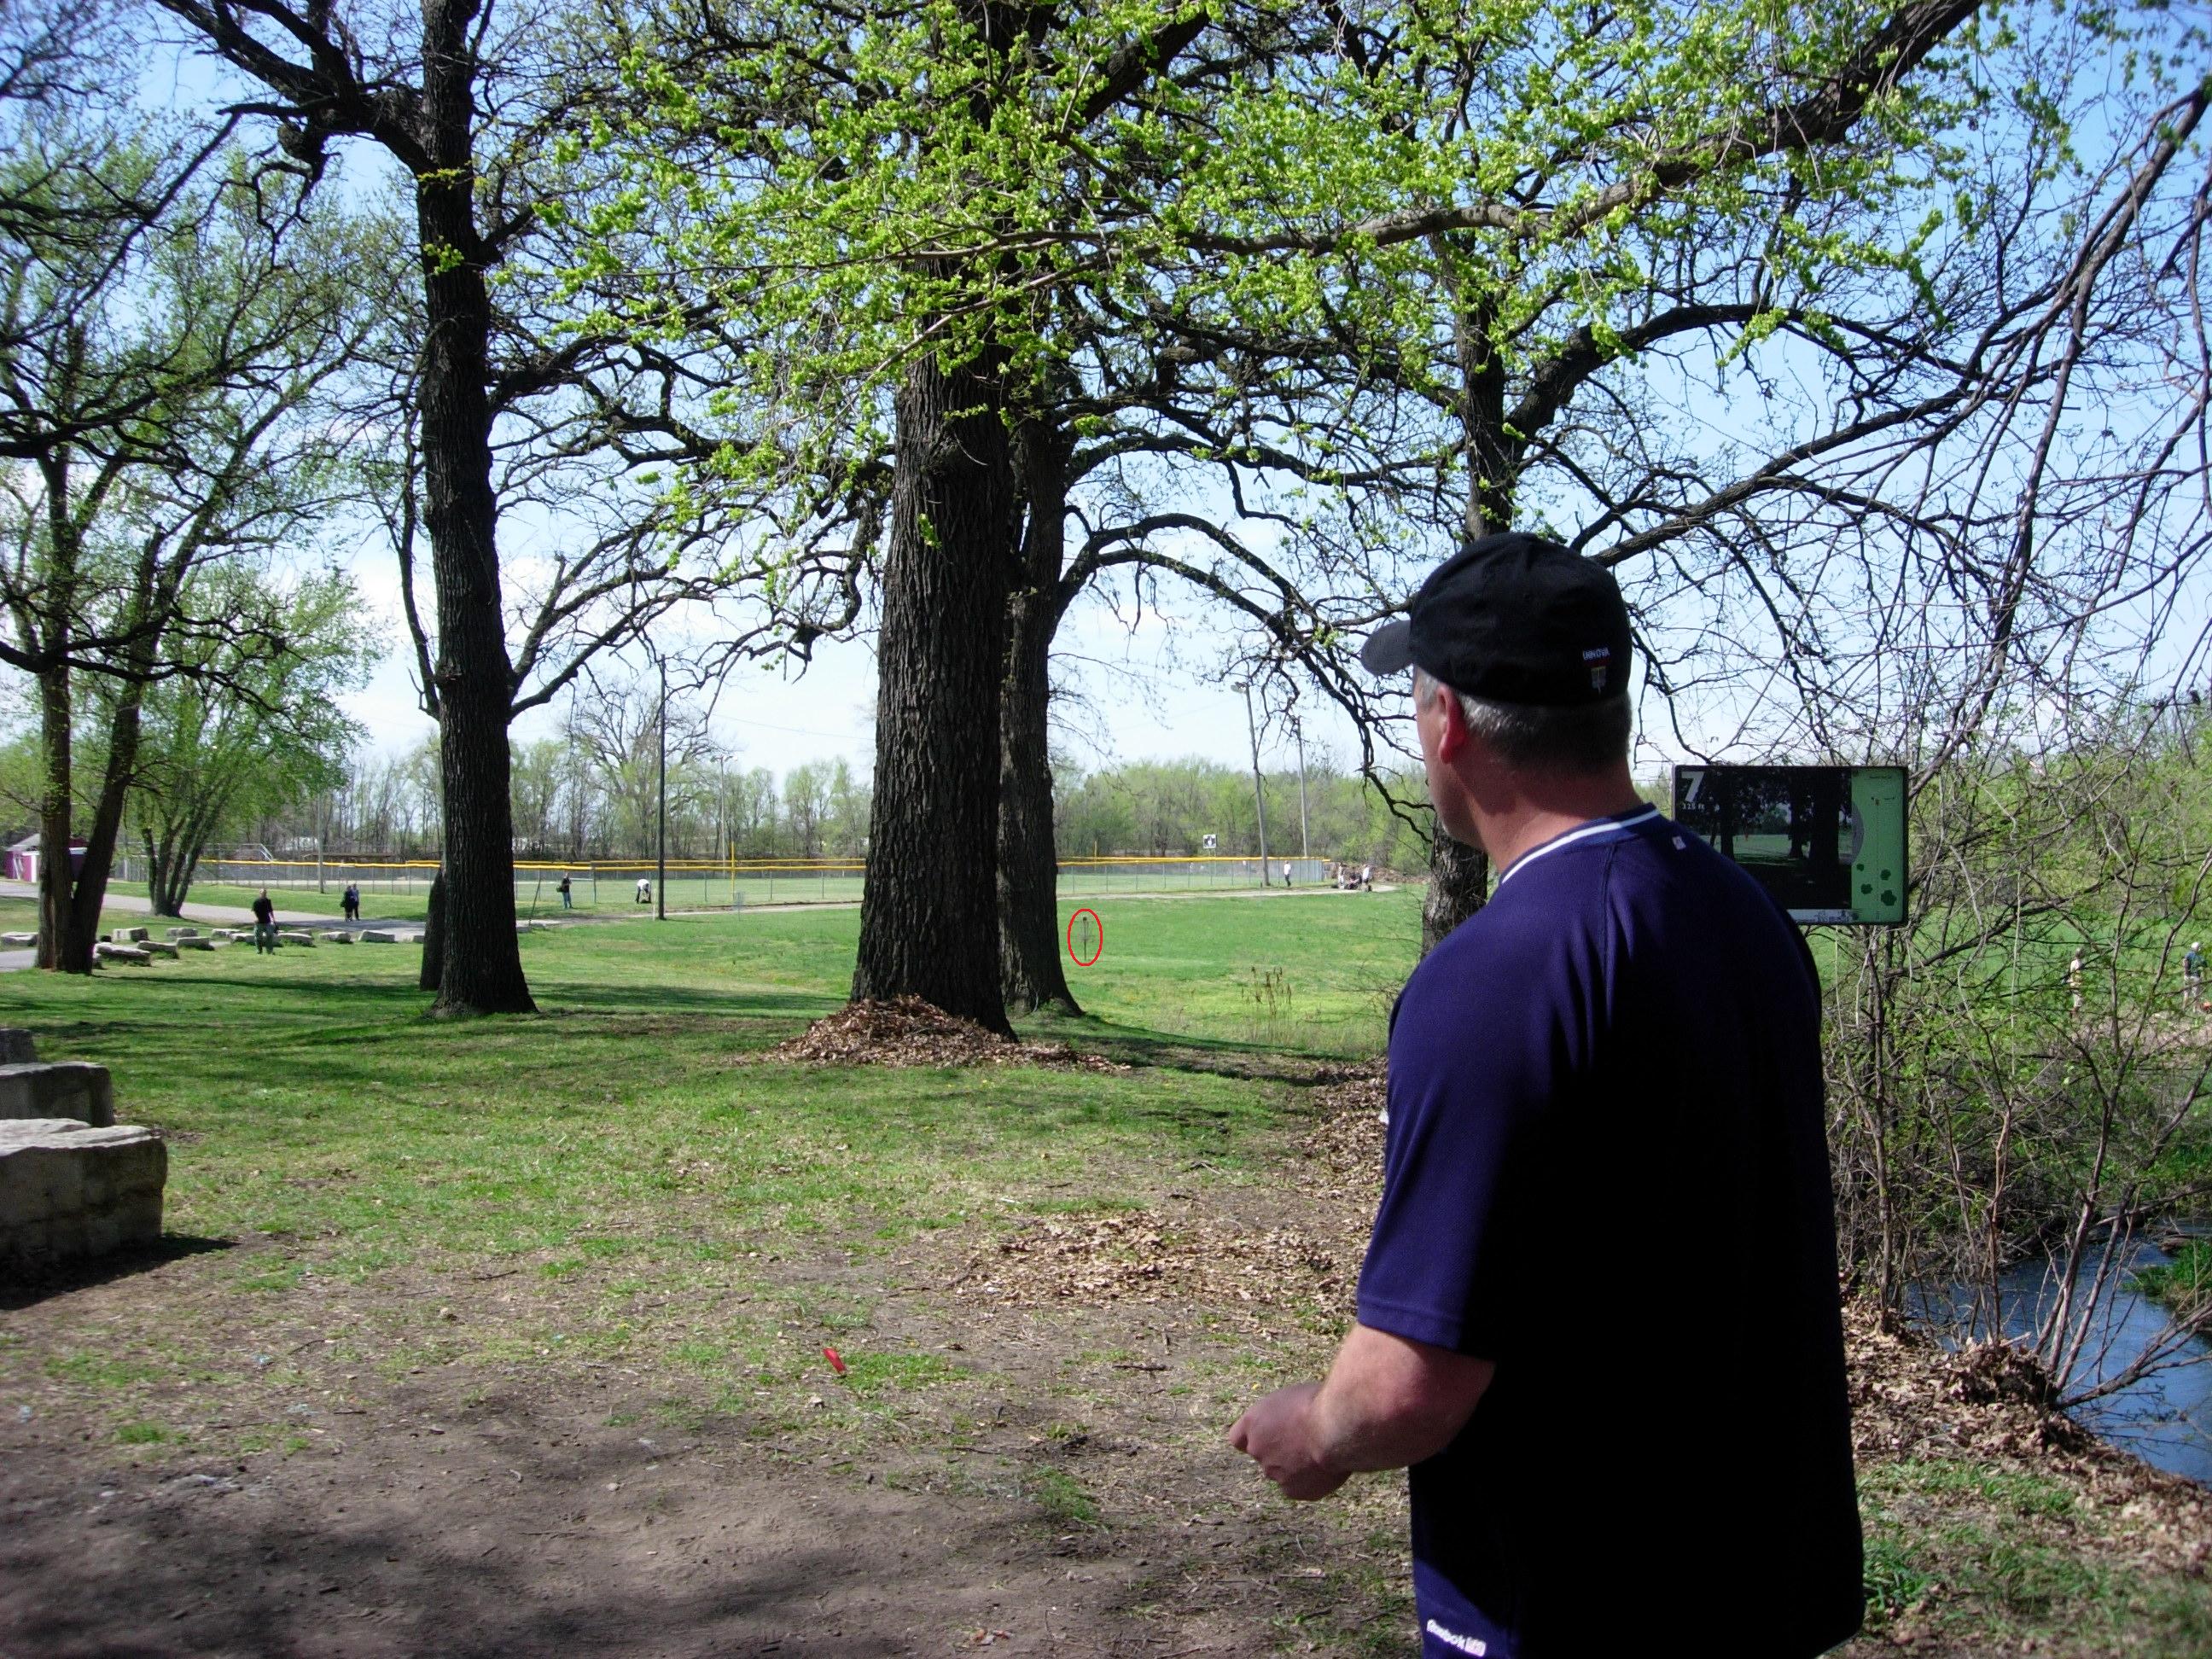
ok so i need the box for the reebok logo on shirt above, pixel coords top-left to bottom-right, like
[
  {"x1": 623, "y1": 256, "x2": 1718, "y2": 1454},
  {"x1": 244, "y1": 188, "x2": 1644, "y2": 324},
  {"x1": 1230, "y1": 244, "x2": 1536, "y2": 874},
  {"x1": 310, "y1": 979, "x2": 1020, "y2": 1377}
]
[{"x1": 1424, "y1": 1618, "x2": 1487, "y2": 1656}]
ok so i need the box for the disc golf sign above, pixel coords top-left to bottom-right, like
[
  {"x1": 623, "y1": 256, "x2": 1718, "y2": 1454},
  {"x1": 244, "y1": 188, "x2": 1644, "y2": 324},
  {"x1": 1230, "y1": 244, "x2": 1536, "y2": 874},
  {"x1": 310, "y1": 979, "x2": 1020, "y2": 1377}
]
[{"x1": 1672, "y1": 765, "x2": 1908, "y2": 926}]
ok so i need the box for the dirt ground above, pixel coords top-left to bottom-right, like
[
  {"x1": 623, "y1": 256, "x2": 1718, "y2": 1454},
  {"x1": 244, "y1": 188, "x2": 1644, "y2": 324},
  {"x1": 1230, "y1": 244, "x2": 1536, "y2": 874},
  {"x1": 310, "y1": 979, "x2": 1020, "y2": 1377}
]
[
  {"x1": 0, "y1": 1059, "x2": 1406, "y2": 1659},
  {"x1": 4, "y1": 1057, "x2": 2207, "y2": 1658}
]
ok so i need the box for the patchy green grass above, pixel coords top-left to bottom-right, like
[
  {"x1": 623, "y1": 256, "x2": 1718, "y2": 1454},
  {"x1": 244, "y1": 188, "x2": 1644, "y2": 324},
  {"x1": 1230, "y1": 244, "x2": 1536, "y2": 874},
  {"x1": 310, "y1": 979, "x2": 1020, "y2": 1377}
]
[
  {"x1": 2135, "y1": 1238, "x2": 2212, "y2": 1320},
  {"x1": 1854, "y1": 1459, "x2": 2212, "y2": 1653},
  {"x1": 1043, "y1": 888, "x2": 1418, "y2": 1054}
]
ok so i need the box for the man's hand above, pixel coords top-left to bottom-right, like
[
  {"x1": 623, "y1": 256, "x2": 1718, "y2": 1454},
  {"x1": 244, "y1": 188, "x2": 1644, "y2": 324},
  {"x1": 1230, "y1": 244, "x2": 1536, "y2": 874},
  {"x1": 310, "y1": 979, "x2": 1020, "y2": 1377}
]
[
  {"x1": 1228, "y1": 1382, "x2": 1349, "y2": 1500},
  {"x1": 1227, "y1": 1324, "x2": 1495, "y2": 1502}
]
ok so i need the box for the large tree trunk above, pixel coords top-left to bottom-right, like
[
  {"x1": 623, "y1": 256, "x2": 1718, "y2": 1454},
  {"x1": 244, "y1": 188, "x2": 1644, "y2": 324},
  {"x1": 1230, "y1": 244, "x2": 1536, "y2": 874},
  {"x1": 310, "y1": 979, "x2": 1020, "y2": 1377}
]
[
  {"x1": 34, "y1": 661, "x2": 76, "y2": 972},
  {"x1": 65, "y1": 675, "x2": 148, "y2": 969},
  {"x1": 852, "y1": 341, "x2": 1015, "y2": 1034},
  {"x1": 998, "y1": 416, "x2": 1080, "y2": 1017},
  {"x1": 421, "y1": 871, "x2": 446, "y2": 992},
  {"x1": 1421, "y1": 827, "x2": 1489, "y2": 957},
  {"x1": 998, "y1": 585, "x2": 1079, "y2": 1015},
  {"x1": 416, "y1": 0, "x2": 532, "y2": 1016},
  {"x1": 1415, "y1": 269, "x2": 1509, "y2": 961}
]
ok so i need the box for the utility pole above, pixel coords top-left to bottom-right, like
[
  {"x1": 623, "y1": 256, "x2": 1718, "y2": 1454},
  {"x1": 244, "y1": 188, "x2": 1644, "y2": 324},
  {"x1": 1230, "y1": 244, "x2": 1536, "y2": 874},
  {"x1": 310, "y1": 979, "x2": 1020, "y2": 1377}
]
[
  {"x1": 656, "y1": 653, "x2": 667, "y2": 922},
  {"x1": 1239, "y1": 681, "x2": 1271, "y2": 884},
  {"x1": 1292, "y1": 718, "x2": 1310, "y2": 865}
]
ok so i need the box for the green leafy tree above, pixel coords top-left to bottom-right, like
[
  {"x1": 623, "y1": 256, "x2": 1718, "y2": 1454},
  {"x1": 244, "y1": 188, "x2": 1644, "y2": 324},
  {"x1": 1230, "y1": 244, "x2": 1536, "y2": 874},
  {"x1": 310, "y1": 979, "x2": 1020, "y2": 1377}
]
[
  {"x1": 1, "y1": 67, "x2": 388, "y2": 971},
  {"x1": 125, "y1": 568, "x2": 375, "y2": 916}
]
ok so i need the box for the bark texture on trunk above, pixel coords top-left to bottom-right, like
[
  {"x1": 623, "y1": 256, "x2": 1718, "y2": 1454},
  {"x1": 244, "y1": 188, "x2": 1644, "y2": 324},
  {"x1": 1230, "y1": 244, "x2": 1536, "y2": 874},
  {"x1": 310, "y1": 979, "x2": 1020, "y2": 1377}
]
[
  {"x1": 1420, "y1": 828, "x2": 1490, "y2": 957},
  {"x1": 35, "y1": 662, "x2": 75, "y2": 971},
  {"x1": 421, "y1": 871, "x2": 446, "y2": 992},
  {"x1": 67, "y1": 675, "x2": 146, "y2": 970},
  {"x1": 34, "y1": 563, "x2": 150, "y2": 974},
  {"x1": 853, "y1": 344, "x2": 1015, "y2": 1034},
  {"x1": 998, "y1": 416, "x2": 1079, "y2": 1016},
  {"x1": 1415, "y1": 272, "x2": 1507, "y2": 961},
  {"x1": 416, "y1": 0, "x2": 532, "y2": 1015}
]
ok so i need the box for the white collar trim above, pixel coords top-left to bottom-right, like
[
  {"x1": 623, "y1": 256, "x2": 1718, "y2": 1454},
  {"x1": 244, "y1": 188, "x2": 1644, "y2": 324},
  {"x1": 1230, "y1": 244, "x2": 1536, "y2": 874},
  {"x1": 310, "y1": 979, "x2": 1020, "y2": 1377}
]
[{"x1": 1496, "y1": 806, "x2": 1662, "y2": 887}]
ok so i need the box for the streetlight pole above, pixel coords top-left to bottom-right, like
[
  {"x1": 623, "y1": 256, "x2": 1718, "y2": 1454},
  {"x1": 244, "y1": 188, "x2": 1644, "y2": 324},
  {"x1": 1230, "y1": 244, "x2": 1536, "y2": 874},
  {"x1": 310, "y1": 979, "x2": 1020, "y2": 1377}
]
[
  {"x1": 1239, "y1": 681, "x2": 1271, "y2": 885},
  {"x1": 656, "y1": 654, "x2": 667, "y2": 922}
]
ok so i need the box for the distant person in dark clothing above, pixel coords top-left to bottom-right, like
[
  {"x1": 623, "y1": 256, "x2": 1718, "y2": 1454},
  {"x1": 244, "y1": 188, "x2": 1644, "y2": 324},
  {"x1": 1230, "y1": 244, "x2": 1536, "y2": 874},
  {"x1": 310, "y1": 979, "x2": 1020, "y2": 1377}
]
[
  {"x1": 558, "y1": 875, "x2": 573, "y2": 910},
  {"x1": 341, "y1": 882, "x2": 360, "y2": 923},
  {"x1": 251, "y1": 888, "x2": 277, "y2": 955}
]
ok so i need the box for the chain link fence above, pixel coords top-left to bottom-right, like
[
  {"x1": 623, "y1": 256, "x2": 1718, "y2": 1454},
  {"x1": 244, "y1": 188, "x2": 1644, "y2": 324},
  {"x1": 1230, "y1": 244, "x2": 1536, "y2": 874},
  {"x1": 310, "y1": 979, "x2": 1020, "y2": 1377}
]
[{"x1": 111, "y1": 853, "x2": 1344, "y2": 915}]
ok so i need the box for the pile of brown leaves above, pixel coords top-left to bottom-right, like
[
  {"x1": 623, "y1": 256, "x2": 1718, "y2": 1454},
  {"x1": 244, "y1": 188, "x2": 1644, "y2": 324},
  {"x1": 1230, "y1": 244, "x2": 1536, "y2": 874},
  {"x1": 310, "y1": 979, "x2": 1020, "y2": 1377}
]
[
  {"x1": 1846, "y1": 1302, "x2": 2211, "y2": 1575},
  {"x1": 952, "y1": 1211, "x2": 1348, "y2": 1308},
  {"x1": 766, "y1": 997, "x2": 1122, "y2": 1071},
  {"x1": 1300, "y1": 1065, "x2": 1387, "y2": 1191}
]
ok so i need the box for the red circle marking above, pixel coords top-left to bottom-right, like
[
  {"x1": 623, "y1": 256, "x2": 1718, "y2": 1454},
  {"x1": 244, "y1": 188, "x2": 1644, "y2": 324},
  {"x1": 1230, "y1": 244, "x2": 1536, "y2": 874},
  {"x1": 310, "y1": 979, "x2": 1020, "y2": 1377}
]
[{"x1": 1066, "y1": 908, "x2": 1103, "y2": 968}]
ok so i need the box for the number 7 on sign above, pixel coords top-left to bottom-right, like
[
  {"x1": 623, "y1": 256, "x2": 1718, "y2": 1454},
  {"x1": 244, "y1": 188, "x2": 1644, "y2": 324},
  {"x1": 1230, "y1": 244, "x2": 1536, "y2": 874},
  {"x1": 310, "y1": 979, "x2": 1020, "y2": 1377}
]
[{"x1": 1065, "y1": 908, "x2": 1103, "y2": 968}]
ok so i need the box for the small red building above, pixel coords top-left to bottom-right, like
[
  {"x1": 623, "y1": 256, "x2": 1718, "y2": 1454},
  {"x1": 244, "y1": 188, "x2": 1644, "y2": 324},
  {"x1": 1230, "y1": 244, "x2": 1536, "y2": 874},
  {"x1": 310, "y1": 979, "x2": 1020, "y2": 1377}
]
[{"x1": 5, "y1": 834, "x2": 88, "y2": 883}]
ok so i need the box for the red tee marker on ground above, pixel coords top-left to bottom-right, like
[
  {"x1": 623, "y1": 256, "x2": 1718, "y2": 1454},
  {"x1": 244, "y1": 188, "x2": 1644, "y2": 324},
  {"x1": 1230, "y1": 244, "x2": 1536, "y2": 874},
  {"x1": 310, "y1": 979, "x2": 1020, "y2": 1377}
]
[{"x1": 823, "y1": 1346, "x2": 847, "y2": 1374}]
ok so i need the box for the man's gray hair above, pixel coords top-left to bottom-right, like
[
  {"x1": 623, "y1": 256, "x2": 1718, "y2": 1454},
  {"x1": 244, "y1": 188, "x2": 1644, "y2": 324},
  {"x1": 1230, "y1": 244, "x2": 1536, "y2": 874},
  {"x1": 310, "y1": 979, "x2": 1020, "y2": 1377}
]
[{"x1": 1413, "y1": 667, "x2": 1631, "y2": 775}]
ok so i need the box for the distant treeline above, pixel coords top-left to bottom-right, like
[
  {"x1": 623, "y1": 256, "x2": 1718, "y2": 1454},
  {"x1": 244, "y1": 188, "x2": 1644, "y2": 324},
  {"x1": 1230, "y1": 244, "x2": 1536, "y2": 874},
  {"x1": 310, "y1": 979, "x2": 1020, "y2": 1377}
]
[
  {"x1": 202, "y1": 743, "x2": 1433, "y2": 870},
  {"x1": 1054, "y1": 756, "x2": 1430, "y2": 870}
]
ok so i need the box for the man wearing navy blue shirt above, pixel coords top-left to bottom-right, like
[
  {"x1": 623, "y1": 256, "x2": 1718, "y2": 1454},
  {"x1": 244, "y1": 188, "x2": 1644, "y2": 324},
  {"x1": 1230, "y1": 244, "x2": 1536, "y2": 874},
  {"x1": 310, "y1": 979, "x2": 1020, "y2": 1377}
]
[{"x1": 1230, "y1": 533, "x2": 1862, "y2": 1657}]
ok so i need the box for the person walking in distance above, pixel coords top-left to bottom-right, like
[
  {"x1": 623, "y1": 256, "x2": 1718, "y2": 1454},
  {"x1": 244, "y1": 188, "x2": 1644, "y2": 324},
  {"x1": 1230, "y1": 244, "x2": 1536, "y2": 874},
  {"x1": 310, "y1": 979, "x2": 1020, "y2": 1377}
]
[
  {"x1": 251, "y1": 888, "x2": 278, "y2": 955},
  {"x1": 558, "y1": 874, "x2": 573, "y2": 911},
  {"x1": 2186, "y1": 940, "x2": 2204, "y2": 1010},
  {"x1": 341, "y1": 882, "x2": 360, "y2": 925},
  {"x1": 1228, "y1": 533, "x2": 1862, "y2": 1659}
]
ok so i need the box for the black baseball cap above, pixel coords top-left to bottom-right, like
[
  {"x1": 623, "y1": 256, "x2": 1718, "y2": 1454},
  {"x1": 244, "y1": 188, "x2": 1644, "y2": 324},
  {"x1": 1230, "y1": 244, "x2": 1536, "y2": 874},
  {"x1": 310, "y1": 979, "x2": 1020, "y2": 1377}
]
[{"x1": 1359, "y1": 532, "x2": 1632, "y2": 706}]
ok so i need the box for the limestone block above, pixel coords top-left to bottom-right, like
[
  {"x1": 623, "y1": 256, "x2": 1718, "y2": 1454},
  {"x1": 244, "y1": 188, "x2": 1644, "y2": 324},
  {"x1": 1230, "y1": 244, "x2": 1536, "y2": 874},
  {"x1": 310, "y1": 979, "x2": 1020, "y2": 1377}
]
[
  {"x1": 108, "y1": 927, "x2": 137, "y2": 945},
  {"x1": 0, "y1": 932, "x2": 37, "y2": 946},
  {"x1": 325, "y1": 931, "x2": 357, "y2": 944},
  {"x1": 277, "y1": 930, "x2": 315, "y2": 947},
  {"x1": 359, "y1": 929, "x2": 395, "y2": 943},
  {"x1": 165, "y1": 927, "x2": 200, "y2": 940},
  {"x1": 93, "y1": 943, "x2": 150, "y2": 966},
  {"x1": 0, "y1": 1030, "x2": 34, "y2": 1063},
  {"x1": 0, "y1": 1119, "x2": 166, "y2": 1265},
  {"x1": 176, "y1": 937, "x2": 214, "y2": 952},
  {"x1": 0, "y1": 1062, "x2": 114, "y2": 1126},
  {"x1": 207, "y1": 929, "x2": 236, "y2": 942},
  {"x1": 143, "y1": 940, "x2": 178, "y2": 959}
]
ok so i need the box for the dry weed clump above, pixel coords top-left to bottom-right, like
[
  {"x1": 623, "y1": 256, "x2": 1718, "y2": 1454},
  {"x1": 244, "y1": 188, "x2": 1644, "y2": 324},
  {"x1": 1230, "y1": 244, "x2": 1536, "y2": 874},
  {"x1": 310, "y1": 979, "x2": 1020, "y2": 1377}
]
[
  {"x1": 953, "y1": 1211, "x2": 1349, "y2": 1308},
  {"x1": 766, "y1": 997, "x2": 1123, "y2": 1071}
]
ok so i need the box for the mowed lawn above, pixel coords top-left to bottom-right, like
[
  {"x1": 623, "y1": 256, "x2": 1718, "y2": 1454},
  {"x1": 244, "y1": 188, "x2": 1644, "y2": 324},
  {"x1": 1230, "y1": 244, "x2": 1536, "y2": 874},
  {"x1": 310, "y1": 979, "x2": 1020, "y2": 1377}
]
[
  {"x1": 0, "y1": 892, "x2": 1406, "y2": 1266},
  {"x1": 3, "y1": 890, "x2": 2209, "y2": 1657}
]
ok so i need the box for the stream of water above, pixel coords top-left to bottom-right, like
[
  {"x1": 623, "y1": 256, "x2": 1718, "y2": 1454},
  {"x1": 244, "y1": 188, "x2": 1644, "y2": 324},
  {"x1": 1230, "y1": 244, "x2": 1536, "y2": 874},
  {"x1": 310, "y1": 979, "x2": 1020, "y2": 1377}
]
[{"x1": 1919, "y1": 1237, "x2": 2212, "y2": 1485}]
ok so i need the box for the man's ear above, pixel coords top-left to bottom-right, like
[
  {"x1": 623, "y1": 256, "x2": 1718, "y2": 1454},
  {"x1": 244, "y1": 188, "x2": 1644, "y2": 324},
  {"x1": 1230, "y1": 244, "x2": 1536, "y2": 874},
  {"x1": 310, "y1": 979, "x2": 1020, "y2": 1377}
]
[{"x1": 1433, "y1": 682, "x2": 1470, "y2": 763}]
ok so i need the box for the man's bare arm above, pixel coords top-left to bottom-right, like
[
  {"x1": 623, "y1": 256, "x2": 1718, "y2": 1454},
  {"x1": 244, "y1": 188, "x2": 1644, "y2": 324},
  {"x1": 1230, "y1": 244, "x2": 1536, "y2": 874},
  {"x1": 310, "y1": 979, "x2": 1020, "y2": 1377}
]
[{"x1": 1228, "y1": 1322, "x2": 1494, "y2": 1500}]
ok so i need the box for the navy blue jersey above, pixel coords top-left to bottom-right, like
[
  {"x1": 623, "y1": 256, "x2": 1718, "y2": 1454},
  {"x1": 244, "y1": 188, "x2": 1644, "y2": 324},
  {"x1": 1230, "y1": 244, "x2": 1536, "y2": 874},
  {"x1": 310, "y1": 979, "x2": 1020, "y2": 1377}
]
[{"x1": 1359, "y1": 807, "x2": 1862, "y2": 1658}]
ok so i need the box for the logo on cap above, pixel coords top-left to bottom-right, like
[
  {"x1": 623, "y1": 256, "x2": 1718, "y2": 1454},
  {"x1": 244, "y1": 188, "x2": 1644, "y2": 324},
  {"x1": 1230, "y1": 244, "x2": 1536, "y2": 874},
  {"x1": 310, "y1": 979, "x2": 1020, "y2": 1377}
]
[{"x1": 1583, "y1": 644, "x2": 1611, "y2": 690}]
